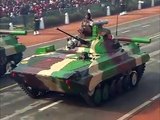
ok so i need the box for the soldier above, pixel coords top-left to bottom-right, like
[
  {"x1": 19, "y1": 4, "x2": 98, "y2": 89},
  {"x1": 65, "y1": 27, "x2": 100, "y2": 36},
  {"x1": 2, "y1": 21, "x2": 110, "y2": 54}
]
[
  {"x1": 33, "y1": 13, "x2": 40, "y2": 35},
  {"x1": 119, "y1": 0, "x2": 127, "y2": 15},
  {"x1": 79, "y1": 12, "x2": 93, "y2": 37}
]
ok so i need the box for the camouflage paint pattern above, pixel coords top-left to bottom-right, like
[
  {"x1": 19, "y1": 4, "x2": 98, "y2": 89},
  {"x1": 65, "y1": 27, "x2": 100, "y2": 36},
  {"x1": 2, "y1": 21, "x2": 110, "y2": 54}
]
[
  {"x1": 12, "y1": 21, "x2": 150, "y2": 95},
  {"x1": 13, "y1": 41, "x2": 150, "y2": 93}
]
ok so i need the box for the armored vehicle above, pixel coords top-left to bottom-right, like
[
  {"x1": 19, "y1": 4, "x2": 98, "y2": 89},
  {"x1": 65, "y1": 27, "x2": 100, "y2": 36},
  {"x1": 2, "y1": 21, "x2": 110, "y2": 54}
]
[
  {"x1": 11, "y1": 21, "x2": 151, "y2": 106},
  {"x1": 0, "y1": 30, "x2": 26, "y2": 77}
]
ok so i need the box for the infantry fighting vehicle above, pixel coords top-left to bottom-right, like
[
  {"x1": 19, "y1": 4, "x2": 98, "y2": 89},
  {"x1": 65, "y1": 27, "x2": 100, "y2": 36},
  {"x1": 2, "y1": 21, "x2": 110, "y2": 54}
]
[
  {"x1": 0, "y1": 30, "x2": 26, "y2": 77},
  {"x1": 11, "y1": 21, "x2": 151, "y2": 106}
]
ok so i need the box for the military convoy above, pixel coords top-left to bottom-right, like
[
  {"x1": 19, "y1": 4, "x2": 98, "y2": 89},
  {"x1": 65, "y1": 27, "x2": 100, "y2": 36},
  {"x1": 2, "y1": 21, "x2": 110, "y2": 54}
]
[
  {"x1": 0, "y1": 30, "x2": 26, "y2": 77},
  {"x1": 11, "y1": 20, "x2": 151, "y2": 106}
]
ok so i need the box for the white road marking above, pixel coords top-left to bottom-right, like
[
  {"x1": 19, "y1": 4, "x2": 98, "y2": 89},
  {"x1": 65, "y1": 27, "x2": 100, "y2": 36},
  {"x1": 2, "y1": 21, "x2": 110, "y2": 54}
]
[
  {"x1": 38, "y1": 100, "x2": 63, "y2": 111},
  {"x1": 151, "y1": 94, "x2": 160, "y2": 101},
  {"x1": 149, "y1": 33, "x2": 160, "y2": 39},
  {"x1": 0, "y1": 83, "x2": 17, "y2": 92},
  {"x1": 153, "y1": 58, "x2": 160, "y2": 63},
  {"x1": 142, "y1": 24, "x2": 150, "y2": 28},
  {"x1": 117, "y1": 93, "x2": 160, "y2": 120},
  {"x1": 149, "y1": 49, "x2": 160, "y2": 57},
  {"x1": 115, "y1": 18, "x2": 158, "y2": 32},
  {"x1": 147, "y1": 50, "x2": 160, "y2": 65},
  {"x1": 147, "y1": 58, "x2": 160, "y2": 65},
  {"x1": 1, "y1": 96, "x2": 27, "y2": 107},
  {"x1": 111, "y1": 14, "x2": 159, "y2": 28},
  {"x1": 27, "y1": 37, "x2": 68, "y2": 48},
  {"x1": 0, "y1": 100, "x2": 48, "y2": 120},
  {"x1": 117, "y1": 101, "x2": 151, "y2": 120},
  {"x1": 141, "y1": 39, "x2": 160, "y2": 49},
  {"x1": 147, "y1": 59, "x2": 154, "y2": 65},
  {"x1": 121, "y1": 30, "x2": 131, "y2": 33}
]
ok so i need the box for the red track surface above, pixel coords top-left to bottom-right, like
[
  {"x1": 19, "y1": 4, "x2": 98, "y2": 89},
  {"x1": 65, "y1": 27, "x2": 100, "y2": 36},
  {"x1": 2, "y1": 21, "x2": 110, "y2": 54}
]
[
  {"x1": 18, "y1": 6, "x2": 160, "y2": 120},
  {"x1": 18, "y1": 6, "x2": 160, "y2": 46},
  {"x1": 129, "y1": 100, "x2": 160, "y2": 120}
]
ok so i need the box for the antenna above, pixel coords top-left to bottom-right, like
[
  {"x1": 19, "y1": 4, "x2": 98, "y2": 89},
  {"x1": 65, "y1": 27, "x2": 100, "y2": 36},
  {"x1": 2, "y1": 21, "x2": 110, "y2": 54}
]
[
  {"x1": 115, "y1": 1, "x2": 121, "y2": 36},
  {"x1": 115, "y1": 13, "x2": 119, "y2": 36}
]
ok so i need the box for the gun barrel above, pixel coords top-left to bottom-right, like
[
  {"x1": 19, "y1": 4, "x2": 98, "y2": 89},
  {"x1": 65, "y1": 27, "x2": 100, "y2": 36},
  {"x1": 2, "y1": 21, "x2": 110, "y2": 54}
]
[
  {"x1": 115, "y1": 37, "x2": 151, "y2": 43},
  {"x1": 0, "y1": 30, "x2": 27, "y2": 35},
  {"x1": 56, "y1": 28, "x2": 78, "y2": 40},
  {"x1": 56, "y1": 28, "x2": 90, "y2": 45}
]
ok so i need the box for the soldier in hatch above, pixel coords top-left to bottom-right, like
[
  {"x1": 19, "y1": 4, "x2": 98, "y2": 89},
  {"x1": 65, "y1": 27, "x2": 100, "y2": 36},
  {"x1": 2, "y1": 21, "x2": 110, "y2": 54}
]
[
  {"x1": 79, "y1": 10, "x2": 93, "y2": 37},
  {"x1": 66, "y1": 11, "x2": 93, "y2": 50}
]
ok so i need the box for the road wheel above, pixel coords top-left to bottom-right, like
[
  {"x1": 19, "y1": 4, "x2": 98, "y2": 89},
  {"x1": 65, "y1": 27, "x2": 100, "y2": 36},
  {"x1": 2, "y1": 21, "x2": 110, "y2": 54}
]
[
  {"x1": 101, "y1": 83, "x2": 109, "y2": 102},
  {"x1": 115, "y1": 77, "x2": 124, "y2": 94},
  {"x1": 92, "y1": 85, "x2": 102, "y2": 106},
  {"x1": 0, "y1": 60, "x2": 15, "y2": 76},
  {"x1": 129, "y1": 71, "x2": 138, "y2": 88},
  {"x1": 136, "y1": 64, "x2": 145, "y2": 81},
  {"x1": 5, "y1": 61, "x2": 15, "y2": 74},
  {"x1": 19, "y1": 83, "x2": 45, "y2": 99},
  {"x1": 122, "y1": 74, "x2": 131, "y2": 91},
  {"x1": 0, "y1": 65, "x2": 6, "y2": 77},
  {"x1": 109, "y1": 79, "x2": 117, "y2": 97}
]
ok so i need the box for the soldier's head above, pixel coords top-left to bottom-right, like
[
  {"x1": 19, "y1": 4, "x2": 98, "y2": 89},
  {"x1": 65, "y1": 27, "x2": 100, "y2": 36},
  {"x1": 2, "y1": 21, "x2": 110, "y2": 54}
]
[
  {"x1": 67, "y1": 37, "x2": 79, "y2": 49},
  {"x1": 85, "y1": 13, "x2": 92, "y2": 20},
  {"x1": 101, "y1": 29, "x2": 112, "y2": 40}
]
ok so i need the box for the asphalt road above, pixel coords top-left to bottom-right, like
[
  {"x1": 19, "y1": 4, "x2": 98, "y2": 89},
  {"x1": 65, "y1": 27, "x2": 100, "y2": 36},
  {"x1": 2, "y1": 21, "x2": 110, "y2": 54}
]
[{"x1": 0, "y1": 15, "x2": 160, "y2": 120}]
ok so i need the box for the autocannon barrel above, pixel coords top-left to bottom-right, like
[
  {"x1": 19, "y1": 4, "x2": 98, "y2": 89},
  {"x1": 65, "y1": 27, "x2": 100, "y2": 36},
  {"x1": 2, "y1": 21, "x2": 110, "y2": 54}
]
[
  {"x1": 0, "y1": 30, "x2": 27, "y2": 35},
  {"x1": 56, "y1": 28, "x2": 90, "y2": 45},
  {"x1": 115, "y1": 37, "x2": 151, "y2": 43}
]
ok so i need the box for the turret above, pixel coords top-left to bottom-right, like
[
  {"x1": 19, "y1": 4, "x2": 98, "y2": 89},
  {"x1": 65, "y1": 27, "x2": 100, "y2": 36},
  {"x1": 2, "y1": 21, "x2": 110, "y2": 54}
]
[
  {"x1": 92, "y1": 20, "x2": 108, "y2": 38},
  {"x1": 0, "y1": 30, "x2": 27, "y2": 35}
]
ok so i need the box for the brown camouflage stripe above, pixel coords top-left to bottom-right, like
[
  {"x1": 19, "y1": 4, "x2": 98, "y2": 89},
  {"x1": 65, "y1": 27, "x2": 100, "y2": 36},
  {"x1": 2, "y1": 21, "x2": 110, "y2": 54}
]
[
  {"x1": 36, "y1": 75, "x2": 65, "y2": 92},
  {"x1": 37, "y1": 58, "x2": 76, "y2": 76},
  {"x1": 32, "y1": 57, "x2": 64, "y2": 69}
]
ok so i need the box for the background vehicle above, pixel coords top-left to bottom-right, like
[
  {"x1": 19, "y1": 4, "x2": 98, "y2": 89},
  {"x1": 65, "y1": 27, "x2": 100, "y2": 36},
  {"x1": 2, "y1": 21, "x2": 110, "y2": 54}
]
[{"x1": 0, "y1": 30, "x2": 26, "y2": 77}]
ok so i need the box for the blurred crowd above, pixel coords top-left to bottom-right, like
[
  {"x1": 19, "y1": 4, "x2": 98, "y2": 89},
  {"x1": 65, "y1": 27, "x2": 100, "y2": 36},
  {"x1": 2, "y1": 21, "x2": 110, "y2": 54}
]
[{"x1": 0, "y1": 0, "x2": 101, "y2": 18}]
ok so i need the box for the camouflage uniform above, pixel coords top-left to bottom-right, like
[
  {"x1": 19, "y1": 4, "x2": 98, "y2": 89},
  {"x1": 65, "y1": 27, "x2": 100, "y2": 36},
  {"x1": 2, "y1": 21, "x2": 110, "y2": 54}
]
[{"x1": 79, "y1": 13, "x2": 93, "y2": 37}]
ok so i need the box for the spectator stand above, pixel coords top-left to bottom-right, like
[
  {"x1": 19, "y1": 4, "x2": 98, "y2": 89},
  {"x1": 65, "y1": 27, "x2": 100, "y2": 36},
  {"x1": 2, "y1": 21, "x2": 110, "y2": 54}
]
[{"x1": 0, "y1": 0, "x2": 159, "y2": 31}]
